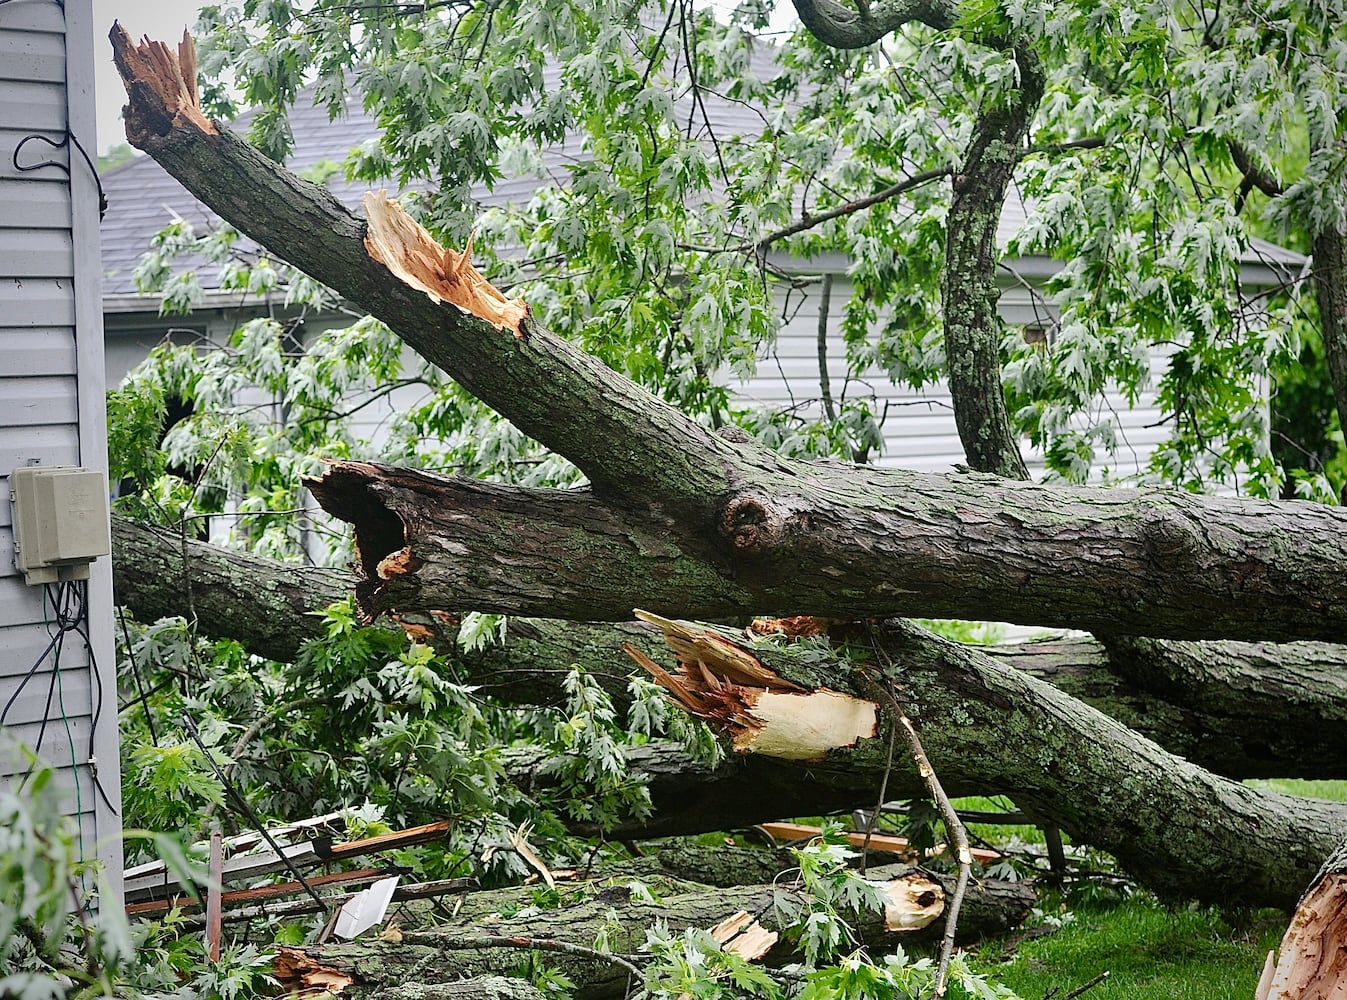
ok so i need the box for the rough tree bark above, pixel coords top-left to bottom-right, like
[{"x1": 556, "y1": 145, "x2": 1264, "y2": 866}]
[
  {"x1": 108, "y1": 511, "x2": 1347, "y2": 908},
  {"x1": 112, "y1": 513, "x2": 1347, "y2": 781},
  {"x1": 108, "y1": 27, "x2": 1347, "y2": 643}
]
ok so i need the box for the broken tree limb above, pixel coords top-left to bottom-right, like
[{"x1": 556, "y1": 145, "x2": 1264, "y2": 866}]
[
  {"x1": 516, "y1": 618, "x2": 1347, "y2": 909},
  {"x1": 109, "y1": 26, "x2": 1347, "y2": 642},
  {"x1": 1256, "y1": 837, "x2": 1347, "y2": 1000},
  {"x1": 110, "y1": 513, "x2": 1347, "y2": 781},
  {"x1": 271, "y1": 868, "x2": 1035, "y2": 1000}
]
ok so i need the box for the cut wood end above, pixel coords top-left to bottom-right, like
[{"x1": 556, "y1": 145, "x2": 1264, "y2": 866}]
[
  {"x1": 362, "y1": 190, "x2": 529, "y2": 335},
  {"x1": 109, "y1": 23, "x2": 217, "y2": 140},
  {"x1": 273, "y1": 948, "x2": 355, "y2": 996},
  {"x1": 872, "y1": 873, "x2": 945, "y2": 932},
  {"x1": 734, "y1": 688, "x2": 878, "y2": 760}
]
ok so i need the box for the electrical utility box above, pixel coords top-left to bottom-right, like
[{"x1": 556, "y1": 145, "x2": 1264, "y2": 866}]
[{"x1": 10, "y1": 466, "x2": 111, "y2": 586}]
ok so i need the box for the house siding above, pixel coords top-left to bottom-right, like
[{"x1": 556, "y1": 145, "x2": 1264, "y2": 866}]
[
  {"x1": 0, "y1": 0, "x2": 122, "y2": 899},
  {"x1": 741, "y1": 276, "x2": 1172, "y2": 478}
]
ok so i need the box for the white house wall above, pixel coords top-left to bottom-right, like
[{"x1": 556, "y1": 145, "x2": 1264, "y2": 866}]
[{"x1": 1, "y1": 0, "x2": 121, "y2": 898}]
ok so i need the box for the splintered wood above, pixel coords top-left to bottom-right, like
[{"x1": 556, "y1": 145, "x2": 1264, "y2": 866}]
[
  {"x1": 873, "y1": 873, "x2": 945, "y2": 932},
  {"x1": 362, "y1": 191, "x2": 529, "y2": 335},
  {"x1": 1256, "y1": 870, "x2": 1347, "y2": 1000},
  {"x1": 274, "y1": 948, "x2": 355, "y2": 996},
  {"x1": 109, "y1": 24, "x2": 217, "y2": 137},
  {"x1": 708, "y1": 910, "x2": 778, "y2": 960},
  {"x1": 627, "y1": 610, "x2": 878, "y2": 761}
]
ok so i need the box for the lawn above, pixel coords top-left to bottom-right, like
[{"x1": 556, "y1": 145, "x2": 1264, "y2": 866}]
[
  {"x1": 975, "y1": 897, "x2": 1284, "y2": 1000},
  {"x1": 956, "y1": 779, "x2": 1347, "y2": 998}
]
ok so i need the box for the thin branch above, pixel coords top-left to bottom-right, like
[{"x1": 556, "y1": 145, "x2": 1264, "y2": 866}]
[
  {"x1": 1027, "y1": 137, "x2": 1106, "y2": 155},
  {"x1": 863, "y1": 638, "x2": 971, "y2": 1000},
  {"x1": 1229, "y1": 139, "x2": 1284, "y2": 198},
  {"x1": 756, "y1": 166, "x2": 953, "y2": 253}
]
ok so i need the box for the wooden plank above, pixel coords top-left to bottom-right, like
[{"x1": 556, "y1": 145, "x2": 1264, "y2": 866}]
[
  {"x1": 757, "y1": 822, "x2": 1001, "y2": 864},
  {"x1": 126, "y1": 868, "x2": 387, "y2": 918},
  {"x1": 321, "y1": 819, "x2": 452, "y2": 860},
  {"x1": 124, "y1": 820, "x2": 454, "y2": 900},
  {"x1": 202, "y1": 877, "x2": 477, "y2": 928}
]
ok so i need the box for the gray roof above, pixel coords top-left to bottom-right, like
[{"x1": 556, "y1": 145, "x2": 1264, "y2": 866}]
[{"x1": 100, "y1": 49, "x2": 1306, "y2": 306}]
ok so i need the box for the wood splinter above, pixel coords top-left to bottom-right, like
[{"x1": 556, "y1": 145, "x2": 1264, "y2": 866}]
[
  {"x1": 109, "y1": 23, "x2": 217, "y2": 139},
  {"x1": 626, "y1": 609, "x2": 878, "y2": 761},
  {"x1": 363, "y1": 190, "x2": 529, "y2": 335}
]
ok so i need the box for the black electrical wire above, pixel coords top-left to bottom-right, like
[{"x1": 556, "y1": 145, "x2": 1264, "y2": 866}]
[
  {"x1": 117, "y1": 604, "x2": 160, "y2": 746},
  {"x1": 181, "y1": 715, "x2": 330, "y2": 916},
  {"x1": 12, "y1": 130, "x2": 108, "y2": 220}
]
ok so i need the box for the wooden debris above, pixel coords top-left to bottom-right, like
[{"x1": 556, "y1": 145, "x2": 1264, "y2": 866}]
[
  {"x1": 362, "y1": 190, "x2": 529, "y2": 335},
  {"x1": 756, "y1": 822, "x2": 1001, "y2": 864},
  {"x1": 628, "y1": 610, "x2": 877, "y2": 761},
  {"x1": 708, "y1": 910, "x2": 778, "y2": 960},
  {"x1": 746, "y1": 616, "x2": 839, "y2": 639},
  {"x1": 125, "y1": 819, "x2": 452, "y2": 910},
  {"x1": 274, "y1": 947, "x2": 356, "y2": 996},
  {"x1": 873, "y1": 873, "x2": 945, "y2": 932}
]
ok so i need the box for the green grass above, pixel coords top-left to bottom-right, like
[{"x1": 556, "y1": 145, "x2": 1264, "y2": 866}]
[
  {"x1": 1248, "y1": 778, "x2": 1347, "y2": 801},
  {"x1": 974, "y1": 896, "x2": 1284, "y2": 1000}
]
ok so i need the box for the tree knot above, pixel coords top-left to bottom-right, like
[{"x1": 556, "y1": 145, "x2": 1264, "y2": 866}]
[{"x1": 720, "y1": 496, "x2": 783, "y2": 554}]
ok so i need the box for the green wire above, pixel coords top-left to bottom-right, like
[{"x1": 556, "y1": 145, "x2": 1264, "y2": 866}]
[{"x1": 54, "y1": 658, "x2": 87, "y2": 870}]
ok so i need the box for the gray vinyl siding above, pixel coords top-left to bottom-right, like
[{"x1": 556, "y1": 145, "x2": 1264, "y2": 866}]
[
  {"x1": 741, "y1": 277, "x2": 1169, "y2": 478},
  {"x1": 0, "y1": 0, "x2": 122, "y2": 899}
]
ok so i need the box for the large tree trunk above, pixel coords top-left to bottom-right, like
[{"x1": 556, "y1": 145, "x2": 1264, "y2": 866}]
[
  {"x1": 112, "y1": 513, "x2": 1347, "y2": 781},
  {"x1": 272, "y1": 867, "x2": 1035, "y2": 1000},
  {"x1": 109, "y1": 28, "x2": 1347, "y2": 643}
]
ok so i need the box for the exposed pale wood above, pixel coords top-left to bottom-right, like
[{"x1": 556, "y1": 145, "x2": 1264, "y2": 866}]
[
  {"x1": 1259, "y1": 840, "x2": 1347, "y2": 1000},
  {"x1": 363, "y1": 191, "x2": 528, "y2": 334}
]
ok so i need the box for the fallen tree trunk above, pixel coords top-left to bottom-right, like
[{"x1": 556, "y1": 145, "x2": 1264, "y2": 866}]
[
  {"x1": 512, "y1": 616, "x2": 1347, "y2": 910},
  {"x1": 273, "y1": 867, "x2": 1035, "y2": 1000},
  {"x1": 110, "y1": 27, "x2": 1347, "y2": 642},
  {"x1": 111, "y1": 514, "x2": 1347, "y2": 781}
]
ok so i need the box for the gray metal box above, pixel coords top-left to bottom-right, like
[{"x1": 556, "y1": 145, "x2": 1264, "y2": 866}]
[{"x1": 10, "y1": 466, "x2": 111, "y2": 586}]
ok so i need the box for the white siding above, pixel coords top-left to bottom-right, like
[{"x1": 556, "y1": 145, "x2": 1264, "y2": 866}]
[{"x1": 0, "y1": 0, "x2": 121, "y2": 898}]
